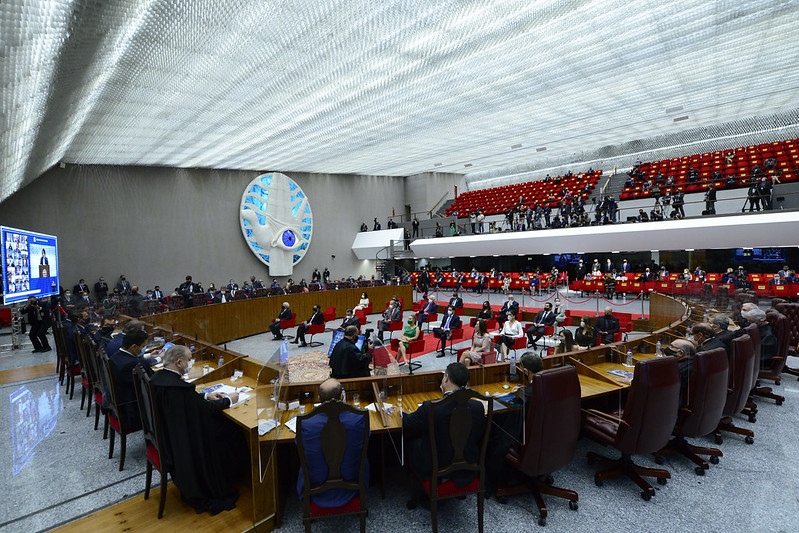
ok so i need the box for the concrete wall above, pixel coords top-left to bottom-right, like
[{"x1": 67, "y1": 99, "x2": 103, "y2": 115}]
[
  {"x1": 0, "y1": 165, "x2": 405, "y2": 292},
  {"x1": 404, "y1": 172, "x2": 465, "y2": 218}
]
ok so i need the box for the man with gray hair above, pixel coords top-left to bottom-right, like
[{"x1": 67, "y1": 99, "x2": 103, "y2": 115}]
[
  {"x1": 691, "y1": 323, "x2": 729, "y2": 357},
  {"x1": 663, "y1": 338, "x2": 697, "y2": 405},
  {"x1": 739, "y1": 306, "x2": 779, "y2": 365},
  {"x1": 709, "y1": 314, "x2": 734, "y2": 353},
  {"x1": 150, "y1": 344, "x2": 247, "y2": 514}
]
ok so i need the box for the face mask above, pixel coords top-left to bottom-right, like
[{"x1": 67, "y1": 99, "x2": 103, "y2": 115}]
[
  {"x1": 663, "y1": 346, "x2": 677, "y2": 357},
  {"x1": 580, "y1": 321, "x2": 586, "y2": 328},
  {"x1": 448, "y1": 310, "x2": 453, "y2": 315},
  {"x1": 408, "y1": 319, "x2": 413, "y2": 325}
]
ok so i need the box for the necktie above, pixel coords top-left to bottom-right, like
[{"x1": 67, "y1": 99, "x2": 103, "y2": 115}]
[{"x1": 445, "y1": 316, "x2": 451, "y2": 329}]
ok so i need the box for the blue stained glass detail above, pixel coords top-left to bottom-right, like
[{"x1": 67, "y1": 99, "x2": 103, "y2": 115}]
[
  {"x1": 259, "y1": 176, "x2": 272, "y2": 187},
  {"x1": 297, "y1": 242, "x2": 308, "y2": 251},
  {"x1": 260, "y1": 254, "x2": 270, "y2": 262},
  {"x1": 289, "y1": 181, "x2": 297, "y2": 191},
  {"x1": 250, "y1": 184, "x2": 268, "y2": 198},
  {"x1": 242, "y1": 219, "x2": 251, "y2": 227},
  {"x1": 245, "y1": 196, "x2": 266, "y2": 211},
  {"x1": 245, "y1": 229, "x2": 253, "y2": 237},
  {"x1": 252, "y1": 243, "x2": 262, "y2": 251},
  {"x1": 291, "y1": 201, "x2": 300, "y2": 217},
  {"x1": 293, "y1": 255, "x2": 301, "y2": 263},
  {"x1": 257, "y1": 213, "x2": 265, "y2": 225}
]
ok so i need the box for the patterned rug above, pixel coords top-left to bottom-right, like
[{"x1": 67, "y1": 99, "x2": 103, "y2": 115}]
[{"x1": 286, "y1": 350, "x2": 401, "y2": 383}]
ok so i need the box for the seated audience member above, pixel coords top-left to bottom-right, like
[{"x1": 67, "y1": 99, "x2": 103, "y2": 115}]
[
  {"x1": 402, "y1": 363, "x2": 485, "y2": 488},
  {"x1": 416, "y1": 295, "x2": 437, "y2": 324},
  {"x1": 396, "y1": 315, "x2": 420, "y2": 366},
  {"x1": 296, "y1": 378, "x2": 369, "y2": 508},
  {"x1": 691, "y1": 323, "x2": 729, "y2": 357},
  {"x1": 377, "y1": 300, "x2": 402, "y2": 342},
  {"x1": 574, "y1": 317, "x2": 595, "y2": 348},
  {"x1": 354, "y1": 292, "x2": 370, "y2": 311},
  {"x1": 459, "y1": 319, "x2": 491, "y2": 366},
  {"x1": 269, "y1": 302, "x2": 292, "y2": 340},
  {"x1": 525, "y1": 302, "x2": 556, "y2": 349},
  {"x1": 433, "y1": 305, "x2": 461, "y2": 358},
  {"x1": 329, "y1": 326, "x2": 372, "y2": 379},
  {"x1": 739, "y1": 306, "x2": 779, "y2": 365},
  {"x1": 496, "y1": 310, "x2": 524, "y2": 361},
  {"x1": 768, "y1": 274, "x2": 783, "y2": 286},
  {"x1": 477, "y1": 300, "x2": 493, "y2": 321},
  {"x1": 151, "y1": 345, "x2": 247, "y2": 515},
  {"x1": 497, "y1": 295, "x2": 519, "y2": 327},
  {"x1": 595, "y1": 306, "x2": 620, "y2": 344},
  {"x1": 709, "y1": 314, "x2": 734, "y2": 353},
  {"x1": 338, "y1": 309, "x2": 361, "y2": 331},
  {"x1": 108, "y1": 328, "x2": 153, "y2": 429},
  {"x1": 663, "y1": 339, "x2": 697, "y2": 404},
  {"x1": 291, "y1": 305, "x2": 324, "y2": 347},
  {"x1": 449, "y1": 291, "x2": 464, "y2": 309},
  {"x1": 554, "y1": 330, "x2": 576, "y2": 355}
]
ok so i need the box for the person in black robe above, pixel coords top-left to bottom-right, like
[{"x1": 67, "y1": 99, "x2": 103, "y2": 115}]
[
  {"x1": 329, "y1": 326, "x2": 372, "y2": 379},
  {"x1": 150, "y1": 345, "x2": 247, "y2": 515}
]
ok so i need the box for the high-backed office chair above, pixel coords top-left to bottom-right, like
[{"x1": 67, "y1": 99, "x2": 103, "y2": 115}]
[
  {"x1": 583, "y1": 357, "x2": 680, "y2": 501},
  {"x1": 296, "y1": 400, "x2": 370, "y2": 533},
  {"x1": 775, "y1": 302, "x2": 799, "y2": 379},
  {"x1": 654, "y1": 348, "x2": 728, "y2": 476},
  {"x1": 406, "y1": 388, "x2": 493, "y2": 533},
  {"x1": 714, "y1": 334, "x2": 756, "y2": 445},
  {"x1": 132, "y1": 365, "x2": 168, "y2": 518},
  {"x1": 52, "y1": 321, "x2": 79, "y2": 399},
  {"x1": 496, "y1": 366, "x2": 580, "y2": 526},
  {"x1": 751, "y1": 311, "x2": 788, "y2": 405},
  {"x1": 98, "y1": 351, "x2": 142, "y2": 470}
]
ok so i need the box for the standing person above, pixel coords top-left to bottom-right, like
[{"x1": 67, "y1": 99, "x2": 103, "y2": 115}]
[
  {"x1": 747, "y1": 180, "x2": 761, "y2": 211},
  {"x1": 477, "y1": 210, "x2": 485, "y2": 233},
  {"x1": 672, "y1": 191, "x2": 685, "y2": 218},
  {"x1": 758, "y1": 177, "x2": 773, "y2": 210},
  {"x1": 73, "y1": 279, "x2": 90, "y2": 297},
  {"x1": 21, "y1": 296, "x2": 52, "y2": 353},
  {"x1": 704, "y1": 183, "x2": 717, "y2": 215},
  {"x1": 412, "y1": 216, "x2": 420, "y2": 238},
  {"x1": 373, "y1": 218, "x2": 381, "y2": 231},
  {"x1": 94, "y1": 276, "x2": 109, "y2": 302},
  {"x1": 116, "y1": 275, "x2": 131, "y2": 295},
  {"x1": 469, "y1": 211, "x2": 477, "y2": 234},
  {"x1": 311, "y1": 268, "x2": 321, "y2": 284}
]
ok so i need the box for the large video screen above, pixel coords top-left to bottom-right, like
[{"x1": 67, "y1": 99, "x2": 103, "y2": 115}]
[{"x1": 2, "y1": 226, "x2": 59, "y2": 305}]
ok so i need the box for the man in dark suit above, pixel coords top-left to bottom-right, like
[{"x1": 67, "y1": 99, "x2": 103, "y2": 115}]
[
  {"x1": 213, "y1": 288, "x2": 232, "y2": 304},
  {"x1": 151, "y1": 345, "x2": 247, "y2": 515},
  {"x1": 312, "y1": 269, "x2": 321, "y2": 283},
  {"x1": 704, "y1": 184, "x2": 717, "y2": 214},
  {"x1": 292, "y1": 305, "x2": 324, "y2": 347},
  {"x1": 329, "y1": 328, "x2": 372, "y2": 379},
  {"x1": 296, "y1": 378, "x2": 369, "y2": 508},
  {"x1": 152, "y1": 285, "x2": 165, "y2": 303},
  {"x1": 179, "y1": 275, "x2": 201, "y2": 307},
  {"x1": 448, "y1": 291, "x2": 463, "y2": 309},
  {"x1": 403, "y1": 363, "x2": 485, "y2": 489},
  {"x1": 73, "y1": 279, "x2": 90, "y2": 297},
  {"x1": 417, "y1": 268, "x2": 430, "y2": 293},
  {"x1": 116, "y1": 275, "x2": 131, "y2": 295},
  {"x1": 377, "y1": 300, "x2": 402, "y2": 342},
  {"x1": 525, "y1": 302, "x2": 556, "y2": 348},
  {"x1": 269, "y1": 302, "x2": 292, "y2": 340},
  {"x1": 416, "y1": 295, "x2": 437, "y2": 325},
  {"x1": 497, "y1": 295, "x2": 520, "y2": 327},
  {"x1": 595, "y1": 306, "x2": 620, "y2": 344},
  {"x1": 337, "y1": 309, "x2": 361, "y2": 332},
  {"x1": 709, "y1": 314, "x2": 734, "y2": 353},
  {"x1": 691, "y1": 323, "x2": 729, "y2": 357},
  {"x1": 107, "y1": 328, "x2": 153, "y2": 429},
  {"x1": 621, "y1": 259, "x2": 631, "y2": 273},
  {"x1": 250, "y1": 276, "x2": 264, "y2": 290},
  {"x1": 433, "y1": 306, "x2": 461, "y2": 358},
  {"x1": 94, "y1": 277, "x2": 109, "y2": 301},
  {"x1": 126, "y1": 286, "x2": 145, "y2": 317},
  {"x1": 21, "y1": 296, "x2": 52, "y2": 353}
]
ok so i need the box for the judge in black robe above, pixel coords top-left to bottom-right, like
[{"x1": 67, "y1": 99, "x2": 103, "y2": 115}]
[{"x1": 150, "y1": 346, "x2": 247, "y2": 515}]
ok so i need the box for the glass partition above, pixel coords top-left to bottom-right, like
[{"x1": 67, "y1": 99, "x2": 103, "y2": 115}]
[{"x1": 256, "y1": 340, "x2": 288, "y2": 484}]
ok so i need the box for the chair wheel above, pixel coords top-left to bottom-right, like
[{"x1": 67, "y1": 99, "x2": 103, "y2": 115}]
[
  {"x1": 544, "y1": 475, "x2": 554, "y2": 485},
  {"x1": 776, "y1": 399, "x2": 784, "y2": 406},
  {"x1": 714, "y1": 435, "x2": 723, "y2": 445},
  {"x1": 694, "y1": 466, "x2": 706, "y2": 476},
  {"x1": 654, "y1": 455, "x2": 664, "y2": 465},
  {"x1": 569, "y1": 500, "x2": 579, "y2": 511},
  {"x1": 640, "y1": 491, "x2": 652, "y2": 501},
  {"x1": 594, "y1": 478, "x2": 603, "y2": 487},
  {"x1": 709, "y1": 456, "x2": 720, "y2": 465},
  {"x1": 657, "y1": 477, "x2": 667, "y2": 485},
  {"x1": 745, "y1": 436, "x2": 754, "y2": 445},
  {"x1": 538, "y1": 516, "x2": 546, "y2": 527},
  {"x1": 748, "y1": 415, "x2": 757, "y2": 423}
]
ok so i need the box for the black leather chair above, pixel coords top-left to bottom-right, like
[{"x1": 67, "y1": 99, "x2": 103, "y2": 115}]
[
  {"x1": 751, "y1": 311, "x2": 789, "y2": 405},
  {"x1": 740, "y1": 323, "x2": 761, "y2": 422},
  {"x1": 775, "y1": 302, "x2": 799, "y2": 379},
  {"x1": 496, "y1": 366, "x2": 580, "y2": 526},
  {"x1": 132, "y1": 365, "x2": 168, "y2": 518},
  {"x1": 654, "y1": 348, "x2": 728, "y2": 475},
  {"x1": 583, "y1": 357, "x2": 680, "y2": 501},
  {"x1": 714, "y1": 334, "x2": 756, "y2": 445},
  {"x1": 295, "y1": 400, "x2": 370, "y2": 533}
]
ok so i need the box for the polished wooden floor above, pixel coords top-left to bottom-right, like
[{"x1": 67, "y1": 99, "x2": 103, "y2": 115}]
[
  {"x1": 0, "y1": 362, "x2": 56, "y2": 384},
  {"x1": 53, "y1": 482, "x2": 257, "y2": 533}
]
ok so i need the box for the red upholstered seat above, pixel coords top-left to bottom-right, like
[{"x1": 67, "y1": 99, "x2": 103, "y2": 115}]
[
  {"x1": 310, "y1": 495, "x2": 361, "y2": 517},
  {"x1": 146, "y1": 442, "x2": 161, "y2": 471},
  {"x1": 421, "y1": 477, "x2": 480, "y2": 498}
]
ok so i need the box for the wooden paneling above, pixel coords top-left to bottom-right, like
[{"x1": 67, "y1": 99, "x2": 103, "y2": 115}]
[
  {"x1": 142, "y1": 286, "x2": 412, "y2": 345},
  {"x1": 650, "y1": 292, "x2": 688, "y2": 329}
]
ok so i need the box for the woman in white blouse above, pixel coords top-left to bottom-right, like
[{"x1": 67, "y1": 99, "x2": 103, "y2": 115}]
[
  {"x1": 496, "y1": 310, "x2": 524, "y2": 361},
  {"x1": 354, "y1": 292, "x2": 370, "y2": 311}
]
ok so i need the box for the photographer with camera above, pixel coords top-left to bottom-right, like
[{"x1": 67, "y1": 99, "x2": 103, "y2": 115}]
[{"x1": 21, "y1": 296, "x2": 52, "y2": 353}]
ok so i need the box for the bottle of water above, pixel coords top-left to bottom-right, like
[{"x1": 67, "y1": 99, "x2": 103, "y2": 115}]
[
  {"x1": 509, "y1": 352, "x2": 517, "y2": 379},
  {"x1": 626, "y1": 349, "x2": 633, "y2": 367},
  {"x1": 218, "y1": 354, "x2": 224, "y2": 367},
  {"x1": 655, "y1": 340, "x2": 663, "y2": 357},
  {"x1": 703, "y1": 310, "x2": 709, "y2": 323}
]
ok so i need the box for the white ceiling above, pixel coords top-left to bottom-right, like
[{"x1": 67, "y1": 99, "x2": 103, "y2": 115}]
[{"x1": 2, "y1": 0, "x2": 799, "y2": 203}]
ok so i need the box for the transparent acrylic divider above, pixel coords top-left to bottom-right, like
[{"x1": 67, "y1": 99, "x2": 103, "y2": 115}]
[
  {"x1": 479, "y1": 340, "x2": 527, "y2": 451},
  {"x1": 257, "y1": 340, "x2": 289, "y2": 484},
  {"x1": 362, "y1": 338, "x2": 405, "y2": 468}
]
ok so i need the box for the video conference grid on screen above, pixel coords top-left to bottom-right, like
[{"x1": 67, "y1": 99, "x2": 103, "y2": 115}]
[{"x1": 1, "y1": 226, "x2": 59, "y2": 306}]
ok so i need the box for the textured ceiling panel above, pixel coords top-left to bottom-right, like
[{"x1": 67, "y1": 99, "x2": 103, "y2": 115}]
[{"x1": 2, "y1": 0, "x2": 799, "y2": 202}]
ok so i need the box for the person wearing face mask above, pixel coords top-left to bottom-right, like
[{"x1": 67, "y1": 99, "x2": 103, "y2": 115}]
[
  {"x1": 150, "y1": 345, "x2": 247, "y2": 515},
  {"x1": 433, "y1": 305, "x2": 461, "y2": 358},
  {"x1": 292, "y1": 304, "x2": 324, "y2": 347},
  {"x1": 107, "y1": 328, "x2": 153, "y2": 430},
  {"x1": 330, "y1": 326, "x2": 372, "y2": 378},
  {"x1": 709, "y1": 314, "x2": 734, "y2": 352},
  {"x1": 402, "y1": 363, "x2": 485, "y2": 492},
  {"x1": 595, "y1": 306, "x2": 620, "y2": 345},
  {"x1": 337, "y1": 309, "x2": 361, "y2": 331},
  {"x1": 526, "y1": 302, "x2": 556, "y2": 349},
  {"x1": 417, "y1": 295, "x2": 437, "y2": 325},
  {"x1": 662, "y1": 338, "x2": 697, "y2": 405},
  {"x1": 116, "y1": 274, "x2": 131, "y2": 295},
  {"x1": 377, "y1": 300, "x2": 402, "y2": 342},
  {"x1": 396, "y1": 315, "x2": 420, "y2": 366},
  {"x1": 574, "y1": 317, "x2": 595, "y2": 348},
  {"x1": 691, "y1": 323, "x2": 729, "y2": 357}
]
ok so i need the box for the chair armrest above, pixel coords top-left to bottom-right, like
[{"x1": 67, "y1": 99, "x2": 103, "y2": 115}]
[{"x1": 582, "y1": 408, "x2": 630, "y2": 430}]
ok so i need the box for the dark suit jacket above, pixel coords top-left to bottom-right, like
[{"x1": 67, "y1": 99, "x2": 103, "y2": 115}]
[
  {"x1": 95, "y1": 282, "x2": 109, "y2": 299},
  {"x1": 108, "y1": 348, "x2": 154, "y2": 428},
  {"x1": 306, "y1": 311, "x2": 324, "y2": 326},
  {"x1": 277, "y1": 308, "x2": 292, "y2": 321},
  {"x1": 499, "y1": 300, "x2": 519, "y2": 316},
  {"x1": 419, "y1": 301, "x2": 437, "y2": 316},
  {"x1": 595, "y1": 315, "x2": 620, "y2": 342},
  {"x1": 117, "y1": 280, "x2": 131, "y2": 294},
  {"x1": 532, "y1": 309, "x2": 556, "y2": 327},
  {"x1": 403, "y1": 392, "x2": 485, "y2": 486},
  {"x1": 73, "y1": 283, "x2": 90, "y2": 295},
  {"x1": 339, "y1": 316, "x2": 360, "y2": 329},
  {"x1": 449, "y1": 297, "x2": 463, "y2": 309},
  {"x1": 438, "y1": 313, "x2": 461, "y2": 330}
]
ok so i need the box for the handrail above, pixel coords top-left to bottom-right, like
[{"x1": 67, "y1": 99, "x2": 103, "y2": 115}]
[{"x1": 428, "y1": 190, "x2": 451, "y2": 218}]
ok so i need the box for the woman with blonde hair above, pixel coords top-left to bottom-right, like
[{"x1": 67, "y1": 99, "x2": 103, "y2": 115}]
[{"x1": 460, "y1": 319, "x2": 491, "y2": 366}]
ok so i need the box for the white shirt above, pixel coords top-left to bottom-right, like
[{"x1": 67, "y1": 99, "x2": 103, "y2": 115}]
[{"x1": 500, "y1": 320, "x2": 523, "y2": 338}]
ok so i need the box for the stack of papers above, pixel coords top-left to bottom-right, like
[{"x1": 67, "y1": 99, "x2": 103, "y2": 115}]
[{"x1": 258, "y1": 419, "x2": 278, "y2": 436}]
